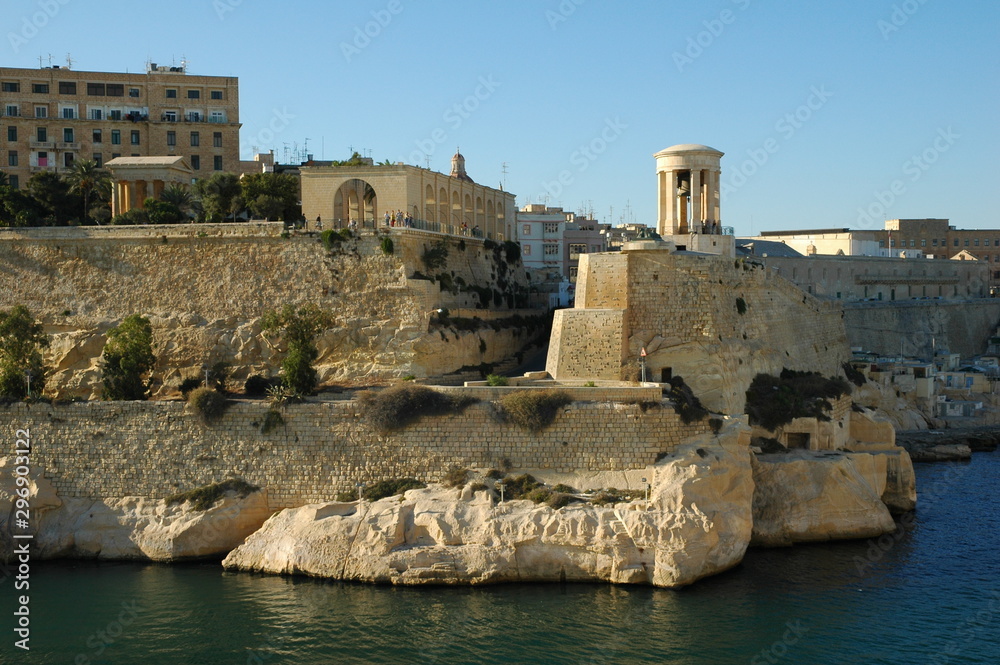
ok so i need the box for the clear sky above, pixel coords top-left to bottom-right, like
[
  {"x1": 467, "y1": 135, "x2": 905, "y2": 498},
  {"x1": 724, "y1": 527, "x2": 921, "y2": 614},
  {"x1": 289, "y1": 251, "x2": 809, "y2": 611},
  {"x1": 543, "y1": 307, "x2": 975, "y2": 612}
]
[{"x1": 4, "y1": 0, "x2": 998, "y2": 234}]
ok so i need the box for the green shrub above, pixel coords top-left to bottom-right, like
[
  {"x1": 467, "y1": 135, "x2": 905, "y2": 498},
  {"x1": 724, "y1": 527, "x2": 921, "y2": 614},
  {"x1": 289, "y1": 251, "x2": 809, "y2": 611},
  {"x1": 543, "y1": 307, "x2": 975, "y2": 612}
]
[
  {"x1": 736, "y1": 297, "x2": 748, "y2": 315},
  {"x1": 320, "y1": 228, "x2": 354, "y2": 251},
  {"x1": 208, "y1": 361, "x2": 230, "y2": 392},
  {"x1": 260, "y1": 408, "x2": 285, "y2": 434},
  {"x1": 188, "y1": 387, "x2": 229, "y2": 422},
  {"x1": 497, "y1": 390, "x2": 572, "y2": 432},
  {"x1": 102, "y1": 315, "x2": 155, "y2": 401},
  {"x1": 380, "y1": 236, "x2": 394, "y2": 255},
  {"x1": 486, "y1": 374, "x2": 508, "y2": 387},
  {"x1": 421, "y1": 240, "x2": 449, "y2": 271},
  {"x1": 552, "y1": 484, "x2": 576, "y2": 494},
  {"x1": 583, "y1": 381, "x2": 596, "y2": 387},
  {"x1": 485, "y1": 469, "x2": 505, "y2": 480},
  {"x1": 709, "y1": 417, "x2": 723, "y2": 434},
  {"x1": 525, "y1": 487, "x2": 552, "y2": 504},
  {"x1": 745, "y1": 369, "x2": 852, "y2": 431},
  {"x1": 261, "y1": 303, "x2": 334, "y2": 396},
  {"x1": 548, "y1": 493, "x2": 575, "y2": 509},
  {"x1": 358, "y1": 384, "x2": 478, "y2": 433},
  {"x1": 401, "y1": 374, "x2": 416, "y2": 382},
  {"x1": 166, "y1": 479, "x2": 259, "y2": 511},
  {"x1": 589, "y1": 488, "x2": 642, "y2": 506},
  {"x1": 0, "y1": 305, "x2": 48, "y2": 400},
  {"x1": 501, "y1": 474, "x2": 542, "y2": 500},
  {"x1": 502, "y1": 240, "x2": 521, "y2": 263},
  {"x1": 469, "y1": 482, "x2": 489, "y2": 494},
  {"x1": 843, "y1": 361, "x2": 867, "y2": 387},
  {"x1": 442, "y1": 466, "x2": 468, "y2": 488},
  {"x1": 363, "y1": 478, "x2": 426, "y2": 501},
  {"x1": 666, "y1": 376, "x2": 708, "y2": 424},
  {"x1": 178, "y1": 377, "x2": 202, "y2": 397},
  {"x1": 334, "y1": 489, "x2": 358, "y2": 502}
]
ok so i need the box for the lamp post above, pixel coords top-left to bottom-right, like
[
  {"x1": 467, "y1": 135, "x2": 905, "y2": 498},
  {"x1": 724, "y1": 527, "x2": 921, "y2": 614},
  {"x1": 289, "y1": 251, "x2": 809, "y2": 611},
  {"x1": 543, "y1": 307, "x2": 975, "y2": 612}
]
[
  {"x1": 498, "y1": 483, "x2": 505, "y2": 503},
  {"x1": 202, "y1": 364, "x2": 211, "y2": 388},
  {"x1": 356, "y1": 482, "x2": 364, "y2": 503},
  {"x1": 24, "y1": 369, "x2": 33, "y2": 399},
  {"x1": 639, "y1": 347, "x2": 647, "y2": 383}
]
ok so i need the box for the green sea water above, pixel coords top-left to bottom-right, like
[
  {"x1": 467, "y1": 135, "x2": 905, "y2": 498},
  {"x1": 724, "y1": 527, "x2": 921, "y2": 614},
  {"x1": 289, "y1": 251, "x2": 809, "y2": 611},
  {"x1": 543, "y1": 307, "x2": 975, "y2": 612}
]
[{"x1": 2, "y1": 453, "x2": 999, "y2": 665}]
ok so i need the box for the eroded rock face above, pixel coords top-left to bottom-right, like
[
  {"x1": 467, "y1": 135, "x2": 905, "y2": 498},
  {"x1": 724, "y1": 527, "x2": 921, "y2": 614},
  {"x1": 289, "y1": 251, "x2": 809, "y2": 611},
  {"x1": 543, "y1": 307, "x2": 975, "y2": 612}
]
[
  {"x1": 33, "y1": 492, "x2": 272, "y2": 561},
  {"x1": 750, "y1": 450, "x2": 897, "y2": 547},
  {"x1": 223, "y1": 431, "x2": 755, "y2": 588}
]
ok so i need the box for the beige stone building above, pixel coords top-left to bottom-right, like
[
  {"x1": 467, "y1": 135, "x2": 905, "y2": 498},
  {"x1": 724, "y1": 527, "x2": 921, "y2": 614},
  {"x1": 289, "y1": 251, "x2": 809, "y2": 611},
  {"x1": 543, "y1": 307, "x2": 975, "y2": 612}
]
[
  {"x1": 301, "y1": 152, "x2": 515, "y2": 241},
  {"x1": 0, "y1": 63, "x2": 240, "y2": 188},
  {"x1": 106, "y1": 156, "x2": 194, "y2": 217}
]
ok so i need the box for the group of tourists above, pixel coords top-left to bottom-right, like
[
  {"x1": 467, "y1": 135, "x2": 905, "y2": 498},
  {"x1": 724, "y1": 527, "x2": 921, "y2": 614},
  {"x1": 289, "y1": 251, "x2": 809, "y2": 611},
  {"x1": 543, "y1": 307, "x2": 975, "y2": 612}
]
[{"x1": 384, "y1": 210, "x2": 415, "y2": 228}]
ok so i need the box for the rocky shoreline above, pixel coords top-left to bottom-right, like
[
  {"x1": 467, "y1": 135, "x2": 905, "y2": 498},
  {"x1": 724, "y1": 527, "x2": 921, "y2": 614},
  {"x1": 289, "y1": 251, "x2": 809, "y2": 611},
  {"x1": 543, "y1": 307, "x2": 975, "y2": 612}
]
[{"x1": 894, "y1": 427, "x2": 1000, "y2": 463}]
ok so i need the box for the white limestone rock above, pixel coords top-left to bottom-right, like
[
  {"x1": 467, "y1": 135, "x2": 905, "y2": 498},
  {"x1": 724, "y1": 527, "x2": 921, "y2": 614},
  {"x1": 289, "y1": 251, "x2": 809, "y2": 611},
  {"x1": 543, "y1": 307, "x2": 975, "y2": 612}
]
[
  {"x1": 750, "y1": 450, "x2": 897, "y2": 547},
  {"x1": 223, "y1": 428, "x2": 755, "y2": 589}
]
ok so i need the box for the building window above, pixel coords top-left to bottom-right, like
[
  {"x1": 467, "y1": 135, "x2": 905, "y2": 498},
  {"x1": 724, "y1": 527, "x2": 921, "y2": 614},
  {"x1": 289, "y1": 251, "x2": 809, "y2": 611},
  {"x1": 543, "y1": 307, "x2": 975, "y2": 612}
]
[
  {"x1": 569, "y1": 243, "x2": 587, "y2": 259},
  {"x1": 163, "y1": 111, "x2": 177, "y2": 122},
  {"x1": 214, "y1": 155, "x2": 223, "y2": 171},
  {"x1": 213, "y1": 132, "x2": 222, "y2": 148},
  {"x1": 543, "y1": 223, "x2": 559, "y2": 234},
  {"x1": 93, "y1": 153, "x2": 102, "y2": 167},
  {"x1": 34, "y1": 106, "x2": 47, "y2": 118},
  {"x1": 187, "y1": 89, "x2": 201, "y2": 99},
  {"x1": 61, "y1": 107, "x2": 75, "y2": 119},
  {"x1": 130, "y1": 130, "x2": 140, "y2": 145},
  {"x1": 190, "y1": 132, "x2": 200, "y2": 147},
  {"x1": 543, "y1": 244, "x2": 559, "y2": 256},
  {"x1": 209, "y1": 111, "x2": 225, "y2": 123},
  {"x1": 90, "y1": 109, "x2": 102, "y2": 120},
  {"x1": 523, "y1": 245, "x2": 531, "y2": 256},
  {"x1": 63, "y1": 128, "x2": 74, "y2": 143},
  {"x1": 166, "y1": 89, "x2": 177, "y2": 99},
  {"x1": 36, "y1": 128, "x2": 46, "y2": 142},
  {"x1": 879, "y1": 240, "x2": 885, "y2": 248},
  {"x1": 954, "y1": 239, "x2": 960, "y2": 247},
  {"x1": 2, "y1": 82, "x2": 20, "y2": 93},
  {"x1": 909, "y1": 239, "x2": 915, "y2": 247},
  {"x1": 8, "y1": 175, "x2": 17, "y2": 189},
  {"x1": 210, "y1": 90, "x2": 223, "y2": 100},
  {"x1": 36, "y1": 151, "x2": 48, "y2": 167},
  {"x1": 109, "y1": 109, "x2": 122, "y2": 120},
  {"x1": 5, "y1": 105, "x2": 19, "y2": 117},
  {"x1": 106, "y1": 84, "x2": 124, "y2": 97},
  {"x1": 569, "y1": 267, "x2": 579, "y2": 282},
  {"x1": 7, "y1": 126, "x2": 16, "y2": 142},
  {"x1": 166, "y1": 131, "x2": 176, "y2": 147},
  {"x1": 111, "y1": 130, "x2": 121, "y2": 145},
  {"x1": 965, "y1": 239, "x2": 970, "y2": 247},
  {"x1": 975, "y1": 239, "x2": 980, "y2": 247},
  {"x1": 64, "y1": 153, "x2": 74, "y2": 168},
  {"x1": 87, "y1": 83, "x2": 106, "y2": 96},
  {"x1": 890, "y1": 239, "x2": 896, "y2": 248},
  {"x1": 191, "y1": 155, "x2": 200, "y2": 170},
  {"x1": 92, "y1": 129, "x2": 102, "y2": 143},
  {"x1": 932, "y1": 239, "x2": 938, "y2": 246},
  {"x1": 8, "y1": 151, "x2": 17, "y2": 167},
  {"x1": 129, "y1": 88, "x2": 140, "y2": 98},
  {"x1": 32, "y1": 83, "x2": 48, "y2": 94},
  {"x1": 921, "y1": 239, "x2": 926, "y2": 247},
  {"x1": 58, "y1": 81, "x2": 76, "y2": 95}
]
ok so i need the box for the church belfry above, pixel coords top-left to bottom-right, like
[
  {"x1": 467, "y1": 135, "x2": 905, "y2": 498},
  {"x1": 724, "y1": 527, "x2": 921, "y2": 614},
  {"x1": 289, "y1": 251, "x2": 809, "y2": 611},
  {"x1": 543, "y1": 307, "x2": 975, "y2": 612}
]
[{"x1": 655, "y1": 144, "x2": 724, "y2": 237}]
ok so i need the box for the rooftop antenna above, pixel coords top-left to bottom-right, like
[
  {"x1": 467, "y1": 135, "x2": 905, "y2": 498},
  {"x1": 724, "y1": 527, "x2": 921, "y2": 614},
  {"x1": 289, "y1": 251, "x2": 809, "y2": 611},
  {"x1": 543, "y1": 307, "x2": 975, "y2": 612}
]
[
  {"x1": 425, "y1": 156, "x2": 431, "y2": 169},
  {"x1": 37, "y1": 55, "x2": 43, "y2": 68},
  {"x1": 180, "y1": 55, "x2": 189, "y2": 72},
  {"x1": 47, "y1": 54, "x2": 53, "y2": 67},
  {"x1": 65, "y1": 53, "x2": 74, "y2": 70},
  {"x1": 501, "y1": 162, "x2": 509, "y2": 190}
]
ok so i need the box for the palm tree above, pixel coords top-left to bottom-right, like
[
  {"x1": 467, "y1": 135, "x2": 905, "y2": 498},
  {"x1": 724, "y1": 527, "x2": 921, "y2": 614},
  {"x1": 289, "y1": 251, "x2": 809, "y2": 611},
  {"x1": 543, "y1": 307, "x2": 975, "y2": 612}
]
[
  {"x1": 66, "y1": 160, "x2": 110, "y2": 225},
  {"x1": 0, "y1": 170, "x2": 8, "y2": 187},
  {"x1": 160, "y1": 184, "x2": 194, "y2": 220}
]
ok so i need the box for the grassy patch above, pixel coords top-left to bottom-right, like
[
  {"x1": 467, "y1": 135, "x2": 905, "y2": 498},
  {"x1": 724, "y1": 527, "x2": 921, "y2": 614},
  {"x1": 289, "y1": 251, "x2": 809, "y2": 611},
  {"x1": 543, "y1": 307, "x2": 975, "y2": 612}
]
[
  {"x1": 166, "y1": 479, "x2": 260, "y2": 511},
  {"x1": 358, "y1": 384, "x2": 478, "y2": 434},
  {"x1": 363, "y1": 478, "x2": 426, "y2": 501},
  {"x1": 497, "y1": 390, "x2": 573, "y2": 432},
  {"x1": 442, "y1": 466, "x2": 468, "y2": 488},
  {"x1": 260, "y1": 408, "x2": 284, "y2": 434},
  {"x1": 188, "y1": 387, "x2": 229, "y2": 423},
  {"x1": 486, "y1": 374, "x2": 508, "y2": 387}
]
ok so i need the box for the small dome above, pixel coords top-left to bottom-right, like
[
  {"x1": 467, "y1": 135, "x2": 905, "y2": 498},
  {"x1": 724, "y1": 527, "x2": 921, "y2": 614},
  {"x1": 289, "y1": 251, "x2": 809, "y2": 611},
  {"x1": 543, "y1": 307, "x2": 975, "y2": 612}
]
[{"x1": 656, "y1": 143, "x2": 723, "y2": 155}]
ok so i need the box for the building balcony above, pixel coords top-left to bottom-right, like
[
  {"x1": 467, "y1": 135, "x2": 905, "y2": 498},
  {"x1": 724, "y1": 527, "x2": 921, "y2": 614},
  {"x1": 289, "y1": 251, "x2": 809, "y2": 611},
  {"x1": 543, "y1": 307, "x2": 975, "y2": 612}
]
[
  {"x1": 30, "y1": 140, "x2": 55, "y2": 149},
  {"x1": 57, "y1": 142, "x2": 80, "y2": 150},
  {"x1": 30, "y1": 165, "x2": 60, "y2": 174},
  {"x1": 207, "y1": 116, "x2": 228, "y2": 124}
]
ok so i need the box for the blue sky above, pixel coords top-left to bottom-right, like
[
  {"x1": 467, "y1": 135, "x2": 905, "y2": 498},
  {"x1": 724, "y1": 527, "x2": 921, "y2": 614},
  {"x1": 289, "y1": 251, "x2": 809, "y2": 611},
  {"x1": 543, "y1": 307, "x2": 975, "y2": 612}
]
[{"x1": 4, "y1": 0, "x2": 998, "y2": 234}]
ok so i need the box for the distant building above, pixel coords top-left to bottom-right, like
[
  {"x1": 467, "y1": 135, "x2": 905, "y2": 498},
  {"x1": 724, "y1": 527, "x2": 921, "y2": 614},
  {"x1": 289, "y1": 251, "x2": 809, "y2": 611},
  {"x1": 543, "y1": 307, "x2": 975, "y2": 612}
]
[
  {"x1": 515, "y1": 204, "x2": 607, "y2": 284},
  {"x1": 751, "y1": 228, "x2": 889, "y2": 257},
  {"x1": 605, "y1": 223, "x2": 652, "y2": 251},
  {"x1": 0, "y1": 63, "x2": 241, "y2": 188}
]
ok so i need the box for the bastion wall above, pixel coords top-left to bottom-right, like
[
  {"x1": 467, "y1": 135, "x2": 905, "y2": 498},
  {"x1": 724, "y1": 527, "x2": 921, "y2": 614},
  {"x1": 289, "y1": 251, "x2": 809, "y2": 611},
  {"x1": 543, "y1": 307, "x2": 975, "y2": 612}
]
[
  {"x1": 0, "y1": 225, "x2": 536, "y2": 397},
  {"x1": 2, "y1": 399, "x2": 711, "y2": 510}
]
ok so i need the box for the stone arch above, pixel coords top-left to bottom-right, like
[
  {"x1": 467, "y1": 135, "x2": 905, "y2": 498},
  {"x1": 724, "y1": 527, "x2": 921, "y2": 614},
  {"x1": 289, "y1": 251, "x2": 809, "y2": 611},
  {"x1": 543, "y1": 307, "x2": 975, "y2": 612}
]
[
  {"x1": 475, "y1": 196, "x2": 484, "y2": 227},
  {"x1": 464, "y1": 193, "x2": 473, "y2": 227},
  {"x1": 333, "y1": 179, "x2": 378, "y2": 224},
  {"x1": 496, "y1": 201, "x2": 505, "y2": 237},
  {"x1": 438, "y1": 187, "x2": 448, "y2": 227}
]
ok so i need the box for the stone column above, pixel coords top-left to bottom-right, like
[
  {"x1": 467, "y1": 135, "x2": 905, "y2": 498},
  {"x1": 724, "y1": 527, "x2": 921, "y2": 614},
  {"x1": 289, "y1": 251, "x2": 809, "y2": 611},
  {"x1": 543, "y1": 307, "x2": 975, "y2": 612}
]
[{"x1": 690, "y1": 170, "x2": 702, "y2": 233}]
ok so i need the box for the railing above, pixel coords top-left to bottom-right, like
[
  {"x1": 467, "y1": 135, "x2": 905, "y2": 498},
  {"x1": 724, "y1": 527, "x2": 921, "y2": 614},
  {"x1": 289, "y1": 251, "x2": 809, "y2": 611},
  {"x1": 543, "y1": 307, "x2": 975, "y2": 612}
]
[{"x1": 324, "y1": 216, "x2": 504, "y2": 242}]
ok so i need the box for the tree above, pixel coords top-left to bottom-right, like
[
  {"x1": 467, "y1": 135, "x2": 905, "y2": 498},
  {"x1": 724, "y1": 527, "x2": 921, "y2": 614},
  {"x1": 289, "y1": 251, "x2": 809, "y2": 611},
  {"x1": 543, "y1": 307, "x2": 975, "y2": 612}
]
[
  {"x1": 160, "y1": 184, "x2": 194, "y2": 220},
  {"x1": 141, "y1": 197, "x2": 184, "y2": 224},
  {"x1": 240, "y1": 173, "x2": 300, "y2": 221},
  {"x1": 193, "y1": 173, "x2": 243, "y2": 222},
  {"x1": 67, "y1": 160, "x2": 111, "y2": 226},
  {"x1": 27, "y1": 171, "x2": 82, "y2": 225},
  {"x1": 0, "y1": 306, "x2": 48, "y2": 400},
  {"x1": 260, "y1": 304, "x2": 334, "y2": 395},
  {"x1": 102, "y1": 315, "x2": 156, "y2": 400}
]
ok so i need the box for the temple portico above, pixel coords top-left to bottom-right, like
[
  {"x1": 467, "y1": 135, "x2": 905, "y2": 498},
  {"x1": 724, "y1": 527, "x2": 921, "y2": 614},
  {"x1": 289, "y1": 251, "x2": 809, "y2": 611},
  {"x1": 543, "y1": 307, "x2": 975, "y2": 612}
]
[{"x1": 106, "y1": 156, "x2": 194, "y2": 218}]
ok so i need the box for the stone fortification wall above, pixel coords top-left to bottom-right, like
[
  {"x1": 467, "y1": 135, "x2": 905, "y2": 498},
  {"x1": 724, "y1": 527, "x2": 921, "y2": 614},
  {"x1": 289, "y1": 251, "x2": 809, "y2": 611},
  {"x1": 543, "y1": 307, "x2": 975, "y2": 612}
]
[
  {"x1": 3, "y1": 398, "x2": 710, "y2": 510},
  {"x1": 0, "y1": 227, "x2": 534, "y2": 397},
  {"x1": 843, "y1": 300, "x2": 1000, "y2": 358},
  {"x1": 545, "y1": 309, "x2": 626, "y2": 381},
  {"x1": 549, "y1": 248, "x2": 850, "y2": 414}
]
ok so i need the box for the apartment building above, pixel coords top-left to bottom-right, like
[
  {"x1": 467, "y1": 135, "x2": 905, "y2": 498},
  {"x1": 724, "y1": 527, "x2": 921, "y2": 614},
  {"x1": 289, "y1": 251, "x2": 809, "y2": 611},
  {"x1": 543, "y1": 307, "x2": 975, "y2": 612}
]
[
  {"x1": 0, "y1": 63, "x2": 240, "y2": 188},
  {"x1": 516, "y1": 204, "x2": 607, "y2": 283}
]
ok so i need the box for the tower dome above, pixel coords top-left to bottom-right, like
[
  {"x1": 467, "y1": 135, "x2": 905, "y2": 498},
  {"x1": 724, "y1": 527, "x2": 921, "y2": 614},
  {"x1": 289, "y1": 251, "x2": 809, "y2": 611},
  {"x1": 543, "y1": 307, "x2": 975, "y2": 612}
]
[{"x1": 450, "y1": 149, "x2": 474, "y2": 183}]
